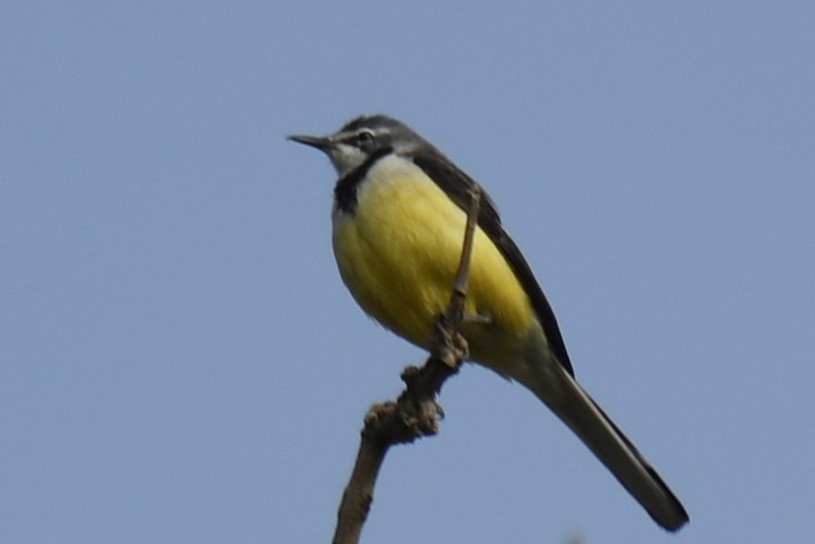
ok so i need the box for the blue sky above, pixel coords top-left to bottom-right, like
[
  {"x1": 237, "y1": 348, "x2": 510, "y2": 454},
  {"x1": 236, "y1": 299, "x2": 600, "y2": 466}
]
[{"x1": 2, "y1": 2, "x2": 813, "y2": 543}]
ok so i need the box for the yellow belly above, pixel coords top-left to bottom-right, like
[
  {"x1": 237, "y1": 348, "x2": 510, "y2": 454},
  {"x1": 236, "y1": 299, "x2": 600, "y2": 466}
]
[{"x1": 332, "y1": 155, "x2": 541, "y2": 373}]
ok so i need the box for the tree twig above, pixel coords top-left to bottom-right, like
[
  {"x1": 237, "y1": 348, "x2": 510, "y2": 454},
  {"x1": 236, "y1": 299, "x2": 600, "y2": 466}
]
[{"x1": 331, "y1": 186, "x2": 483, "y2": 544}]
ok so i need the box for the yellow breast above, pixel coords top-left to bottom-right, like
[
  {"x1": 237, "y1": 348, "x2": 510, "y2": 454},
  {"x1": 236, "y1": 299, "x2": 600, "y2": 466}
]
[{"x1": 332, "y1": 155, "x2": 540, "y2": 371}]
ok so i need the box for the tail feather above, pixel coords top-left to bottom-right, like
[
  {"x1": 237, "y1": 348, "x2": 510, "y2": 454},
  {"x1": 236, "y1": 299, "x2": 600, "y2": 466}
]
[{"x1": 528, "y1": 363, "x2": 689, "y2": 531}]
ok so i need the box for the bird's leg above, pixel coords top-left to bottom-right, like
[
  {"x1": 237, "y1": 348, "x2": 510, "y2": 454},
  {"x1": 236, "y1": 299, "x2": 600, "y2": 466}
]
[
  {"x1": 430, "y1": 312, "x2": 469, "y2": 368},
  {"x1": 463, "y1": 312, "x2": 492, "y2": 324}
]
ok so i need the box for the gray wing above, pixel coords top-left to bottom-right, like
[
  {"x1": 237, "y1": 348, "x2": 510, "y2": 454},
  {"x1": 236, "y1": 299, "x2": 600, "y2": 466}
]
[{"x1": 411, "y1": 153, "x2": 575, "y2": 377}]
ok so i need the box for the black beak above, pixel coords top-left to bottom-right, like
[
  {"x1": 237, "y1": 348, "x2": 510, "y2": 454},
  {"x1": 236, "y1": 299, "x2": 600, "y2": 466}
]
[{"x1": 287, "y1": 134, "x2": 333, "y2": 152}]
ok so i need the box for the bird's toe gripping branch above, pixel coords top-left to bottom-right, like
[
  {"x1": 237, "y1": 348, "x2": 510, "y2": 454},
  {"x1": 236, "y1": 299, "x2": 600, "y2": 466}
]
[{"x1": 430, "y1": 313, "x2": 470, "y2": 368}]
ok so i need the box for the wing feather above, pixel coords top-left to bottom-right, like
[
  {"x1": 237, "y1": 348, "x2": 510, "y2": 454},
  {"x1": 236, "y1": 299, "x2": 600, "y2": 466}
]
[{"x1": 411, "y1": 153, "x2": 575, "y2": 377}]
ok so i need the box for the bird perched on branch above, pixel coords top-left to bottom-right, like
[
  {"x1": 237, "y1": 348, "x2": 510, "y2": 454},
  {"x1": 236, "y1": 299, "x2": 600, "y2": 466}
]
[{"x1": 289, "y1": 114, "x2": 688, "y2": 532}]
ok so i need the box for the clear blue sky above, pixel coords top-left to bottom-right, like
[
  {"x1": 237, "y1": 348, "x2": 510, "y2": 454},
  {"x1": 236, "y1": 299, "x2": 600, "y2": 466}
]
[{"x1": 2, "y1": 2, "x2": 813, "y2": 543}]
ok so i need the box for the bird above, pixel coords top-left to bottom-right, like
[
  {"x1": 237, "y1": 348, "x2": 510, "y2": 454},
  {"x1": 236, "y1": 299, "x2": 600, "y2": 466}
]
[{"x1": 288, "y1": 114, "x2": 688, "y2": 531}]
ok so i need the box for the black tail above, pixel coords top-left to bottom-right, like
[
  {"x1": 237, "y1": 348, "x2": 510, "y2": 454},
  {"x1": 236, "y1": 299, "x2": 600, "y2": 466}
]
[{"x1": 528, "y1": 363, "x2": 688, "y2": 531}]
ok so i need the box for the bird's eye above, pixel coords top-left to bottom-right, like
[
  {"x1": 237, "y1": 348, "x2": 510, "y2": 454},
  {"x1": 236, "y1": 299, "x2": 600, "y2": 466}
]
[{"x1": 356, "y1": 130, "x2": 374, "y2": 146}]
